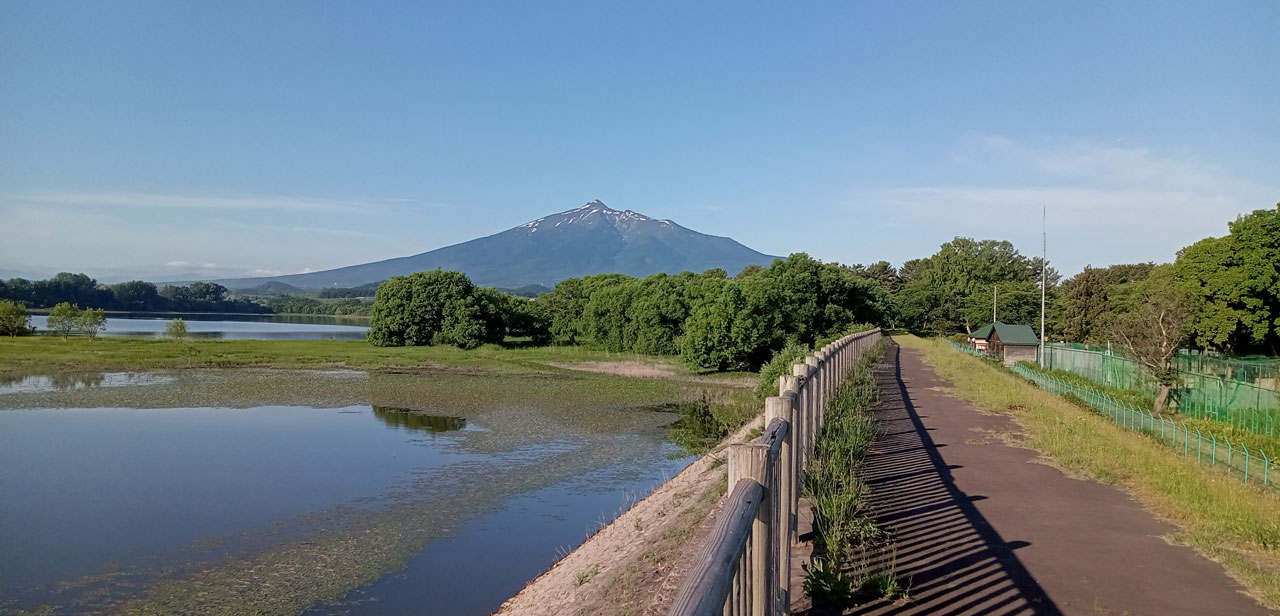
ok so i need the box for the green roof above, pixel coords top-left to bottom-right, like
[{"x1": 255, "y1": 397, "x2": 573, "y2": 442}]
[
  {"x1": 970, "y1": 323, "x2": 995, "y2": 338},
  {"x1": 992, "y1": 322, "x2": 1040, "y2": 346}
]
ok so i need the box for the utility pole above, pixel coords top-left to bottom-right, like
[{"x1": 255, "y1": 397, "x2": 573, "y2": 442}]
[{"x1": 1040, "y1": 206, "x2": 1047, "y2": 367}]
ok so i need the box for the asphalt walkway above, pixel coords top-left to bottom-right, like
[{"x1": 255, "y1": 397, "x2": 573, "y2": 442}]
[{"x1": 847, "y1": 343, "x2": 1273, "y2": 616}]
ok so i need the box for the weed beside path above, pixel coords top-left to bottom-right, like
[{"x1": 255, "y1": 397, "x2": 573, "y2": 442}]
[{"x1": 898, "y1": 334, "x2": 1280, "y2": 611}]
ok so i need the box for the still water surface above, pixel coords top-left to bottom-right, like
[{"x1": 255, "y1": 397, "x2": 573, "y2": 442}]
[
  {"x1": 30, "y1": 313, "x2": 369, "y2": 340},
  {"x1": 0, "y1": 376, "x2": 691, "y2": 614}
]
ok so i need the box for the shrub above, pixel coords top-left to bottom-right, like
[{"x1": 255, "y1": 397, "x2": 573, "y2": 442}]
[
  {"x1": 754, "y1": 342, "x2": 810, "y2": 399},
  {"x1": 47, "y1": 302, "x2": 80, "y2": 340},
  {"x1": 166, "y1": 318, "x2": 189, "y2": 339},
  {"x1": 0, "y1": 300, "x2": 31, "y2": 337},
  {"x1": 76, "y1": 308, "x2": 107, "y2": 340}
]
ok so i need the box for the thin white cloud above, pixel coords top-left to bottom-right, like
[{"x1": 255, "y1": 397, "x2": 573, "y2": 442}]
[
  {"x1": 0, "y1": 191, "x2": 418, "y2": 214},
  {"x1": 852, "y1": 135, "x2": 1278, "y2": 273},
  {"x1": 164, "y1": 260, "x2": 191, "y2": 267}
]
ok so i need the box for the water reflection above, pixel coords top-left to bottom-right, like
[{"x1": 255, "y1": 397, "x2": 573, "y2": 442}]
[
  {"x1": 0, "y1": 372, "x2": 174, "y2": 395},
  {"x1": 29, "y1": 314, "x2": 368, "y2": 341},
  {"x1": 667, "y1": 397, "x2": 728, "y2": 455},
  {"x1": 372, "y1": 407, "x2": 467, "y2": 434}
]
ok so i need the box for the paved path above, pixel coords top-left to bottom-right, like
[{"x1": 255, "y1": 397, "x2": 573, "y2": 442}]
[{"x1": 849, "y1": 344, "x2": 1273, "y2": 616}]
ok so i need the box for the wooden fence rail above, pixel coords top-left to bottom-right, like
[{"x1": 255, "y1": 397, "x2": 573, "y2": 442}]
[{"x1": 669, "y1": 328, "x2": 883, "y2": 616}]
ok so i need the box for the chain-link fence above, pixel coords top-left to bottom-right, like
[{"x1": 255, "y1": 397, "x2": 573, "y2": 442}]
[
  {"x1": 1042, "y1": 343, "x2": 1279, "y2": 438},
  {"x1": 1011, "y1": 364, "x2": 1276, "y2": 490}
]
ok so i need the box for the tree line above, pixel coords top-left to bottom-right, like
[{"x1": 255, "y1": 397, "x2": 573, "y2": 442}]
[
  {"x1": 0, "y1": 274, "x2": 268, "y2": 314},
  {"x1": 883, "y1": 205, "x2": 1279, "y2": 357},
  {"x1": 369, "y1": 253, "x2": 890, "y2": 370},
  {"x1": 887, "y1": 205, "x2": 1279, "y2": 411}
]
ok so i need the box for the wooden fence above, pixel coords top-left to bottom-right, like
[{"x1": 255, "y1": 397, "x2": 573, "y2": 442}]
[{"x1": 669, "y1": 328, "x2": 883, "y2": 616}]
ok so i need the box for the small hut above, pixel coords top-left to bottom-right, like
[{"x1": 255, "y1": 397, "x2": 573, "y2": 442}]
[
  {"x1": 971, "y1": 322, "x2": 1040, "y2": 365},
  {"x1": 968, "y1": 323, "x2": 995, "y2": 351}
]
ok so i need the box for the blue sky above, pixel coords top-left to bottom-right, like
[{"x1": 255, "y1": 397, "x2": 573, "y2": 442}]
[{"x1": 1, "y1": 1, "x2": 1276, "y2": 282}]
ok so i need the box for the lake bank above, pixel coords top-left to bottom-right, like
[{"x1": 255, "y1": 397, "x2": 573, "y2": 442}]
[
  {"x1": 0, "y1": 337, "x2": 760, "y2": 615},
  {"x1": 0, "y1": 337, "x2": 753, "y2": 383},
  {"x1": 0, "y1": 363, "x2": 740, "y2": 615}
]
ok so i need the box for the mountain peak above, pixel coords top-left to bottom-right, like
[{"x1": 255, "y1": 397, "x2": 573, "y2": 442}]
[
  {"x1": 203, "y1": 199, "x2": 778, "y2": 289},
  {"x1": 519, "y1": 200, "x2": 673, "y2": 232}
]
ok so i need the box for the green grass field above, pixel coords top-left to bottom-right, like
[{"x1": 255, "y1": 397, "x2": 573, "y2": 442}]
[
  {"x1": 0, "y1": 336, "x2": 709, "y2": 375},
  {"x1": 896, "y1": 334, "x2": 1280, "y2": 609}
]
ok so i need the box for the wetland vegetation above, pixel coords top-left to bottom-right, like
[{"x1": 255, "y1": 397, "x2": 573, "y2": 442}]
[{"x1": 0, "y1": 331, "x2": 763, "y2": 616}]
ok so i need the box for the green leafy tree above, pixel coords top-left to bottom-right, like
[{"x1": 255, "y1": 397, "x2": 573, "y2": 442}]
[
  {"x1": 47, "y1": 302, "x2": 81, "y2": 340},
  {"x1": 1057, "y1": 267, "x2": 1110, "y2": 343},
  {"x1": 0, "y1": 300, "x2": 31, "y2": 336},
  {"x1": 736, "y1": 264, "x2": 764, "y2": 279},
  {"x1": 165, "y1": 318, "x2": 188, "y2": 338},
  {"x1": 680, "y1": 284, "x2": 769, "y2": 370},
  {"x1": 110, "y1": 280, "x2": 164, "y2": 311},
  {"x1": 962, "y1": 279, "x2": 1043, "y2": 331},
  {"x1": 1174, "y1": 205, "x2": 1280, "y2": 354},
  {"x1": 897, "y1": 238, "x2": 1048, "y2": 334},
  {"x1": 1111, "y1": 267, "x2": 1196, "y2": 414},
  {"x1": 367, "y1": 270, "x2": 499, "y2": 349},
  {"x1": 77, "y1": 308, "x2": 107, "y2": 340},
  {"x1": 581, "y1": 280, "x2": 640, "y2": 352},
  {"x1": 476, "y1": 287, "x2": 550, "y2": 342}
]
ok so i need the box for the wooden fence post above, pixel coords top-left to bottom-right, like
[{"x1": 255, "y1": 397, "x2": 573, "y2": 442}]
[
  {"x1": 779, "y1": 376, "x2": 801, "y2": 547},
  {"x1": 806, "y1": 356, "x2": 821, "y2": 437},
  {"x1": 765, "y1": 397, "x2": 793, "y2": 610},
  {"x1": 729, "y1": 443, "x2": 771, "y2": 616},
  {"x1": 792, "y1": 363, "x2": 813, "y2": 465}
]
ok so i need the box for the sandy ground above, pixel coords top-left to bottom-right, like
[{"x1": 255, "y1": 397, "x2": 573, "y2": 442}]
[
  {"x1": 546, "y1": 360, "x2": 756, "y2": 388},
  {"x1": 494, "y1": 418, "x2": 764, "y2": 616}
]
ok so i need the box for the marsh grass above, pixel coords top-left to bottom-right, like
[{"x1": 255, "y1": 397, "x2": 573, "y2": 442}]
[
  {"x1": 0, "y1": 337, "x2": 701, "y2": 376},
  {"x1": 899, "y1": 334, "x2": 1280, "y2": 609}
]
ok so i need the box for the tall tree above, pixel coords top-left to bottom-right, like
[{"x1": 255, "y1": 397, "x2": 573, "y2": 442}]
[
  {"x1": 1112, "y1": 267, "x2": 1195, "y2": 414},
  {"x1": 1058, "y1": 267, "x2": 1110, "y2": 343},
  {"x1": 1174, "y1": 205, "x2": 1280, "y2": 354}
]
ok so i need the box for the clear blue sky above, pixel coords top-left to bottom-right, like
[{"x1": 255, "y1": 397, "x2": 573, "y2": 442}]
[{"x1": 1, "y1": 1, "x2": 1276, "y2": 282}]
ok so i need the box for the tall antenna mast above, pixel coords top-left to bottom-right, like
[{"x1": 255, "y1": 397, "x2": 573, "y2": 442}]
[{"x1": 1040, "y1": 205, "x2": 1047, "y2": 367}]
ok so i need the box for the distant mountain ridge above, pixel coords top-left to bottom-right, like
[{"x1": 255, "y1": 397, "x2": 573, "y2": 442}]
[{"x1": 205, "y1": 200, "x2": 779, "y2": 290}]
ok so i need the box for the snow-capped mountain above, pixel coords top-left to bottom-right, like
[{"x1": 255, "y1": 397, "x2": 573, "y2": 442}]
[{"x1": 208, "y1": 200, "x2": 778, "y2": 289}]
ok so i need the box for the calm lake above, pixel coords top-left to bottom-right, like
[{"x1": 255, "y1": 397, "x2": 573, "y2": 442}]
[
  {"x1": 0, "y1": 369, "x2": 695, "y2": 615},
  {"x1": 30, "y1": 313, "x2": 369, "y2": 340}
]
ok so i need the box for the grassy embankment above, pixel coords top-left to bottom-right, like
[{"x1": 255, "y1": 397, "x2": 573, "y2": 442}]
[
  {"x1": 1019, "y1": 361, "x2": 1280, "y2": 455},
  {"x1": 896, "y1": 334, "x2": 1280, "y2": 609}
]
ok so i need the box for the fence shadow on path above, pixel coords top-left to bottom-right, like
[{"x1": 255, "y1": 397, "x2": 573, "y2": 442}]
[{"x1": 849, "y1": 344, "x2": 1062, "y2": 616}]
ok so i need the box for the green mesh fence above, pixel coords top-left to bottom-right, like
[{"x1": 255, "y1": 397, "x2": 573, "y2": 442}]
[
  {"x1": 1010, "y1": 364, "x2": 1277, "y2": 491},
  {"x1": 1042, "y1": 343, "x2": 1279, "y2": 438}
]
